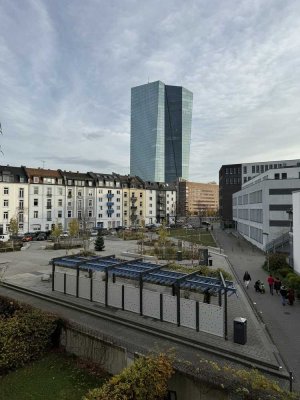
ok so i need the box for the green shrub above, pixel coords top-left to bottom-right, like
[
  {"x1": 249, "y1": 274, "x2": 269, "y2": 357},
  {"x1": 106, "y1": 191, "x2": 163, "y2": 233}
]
[
  {"x1": 278, "y1": 267, "x2": 293, "y2": 278},
  {"x1": 286, "y1": 274, "x2": 300, "y2": 292},
  {"x1": 267, "y1": 253, "x2": 289, "y2": 272},
  {"x1": 0, "y1": 296, "x2": 59, "y2": 375},
  {"x1": 84, "y1": 353, "x2": 174, "y2": 400}
]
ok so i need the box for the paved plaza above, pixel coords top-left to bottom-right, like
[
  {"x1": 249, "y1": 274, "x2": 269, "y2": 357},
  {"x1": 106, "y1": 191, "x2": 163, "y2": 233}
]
[{"x1": 0, "y1": 233, "x2": 297, "y2": 390}]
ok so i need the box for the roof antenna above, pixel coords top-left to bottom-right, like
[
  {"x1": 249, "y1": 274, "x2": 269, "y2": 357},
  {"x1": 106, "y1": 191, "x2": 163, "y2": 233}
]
[{"x1": 41, "y1": 160, "x2": 45, "y2": 168}]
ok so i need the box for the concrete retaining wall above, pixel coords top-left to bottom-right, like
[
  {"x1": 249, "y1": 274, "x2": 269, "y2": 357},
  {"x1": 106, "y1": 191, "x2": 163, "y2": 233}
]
[{"x1": 59, "y1": 322, "x2": 229, "y2": 400}]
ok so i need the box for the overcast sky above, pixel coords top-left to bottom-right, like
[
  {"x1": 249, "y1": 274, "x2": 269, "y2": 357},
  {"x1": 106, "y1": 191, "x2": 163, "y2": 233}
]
[{"x1": 1, "y1": 0, "x2": 300, "y2": 183}]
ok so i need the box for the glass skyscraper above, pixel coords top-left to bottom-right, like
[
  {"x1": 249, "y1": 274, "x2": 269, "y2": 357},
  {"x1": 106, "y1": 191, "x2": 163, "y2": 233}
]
[{"x1": 130, "y1": 81, "x2": 193, "y2": 183}]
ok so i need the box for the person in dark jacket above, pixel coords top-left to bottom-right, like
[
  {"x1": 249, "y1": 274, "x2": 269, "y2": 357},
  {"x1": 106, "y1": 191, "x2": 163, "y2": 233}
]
[
  {"x1": 243, "y1": 271, "x2": 251, "y2": 289},
  {"x1": 274, "y1": 277, "x2": 281, "y2": 295},
  {"x1": 287, "y1": 288, "x2": 295, "y2": 306},
  {"x1": 279, "y1": 285, "x2": 288, "y2": 306}
]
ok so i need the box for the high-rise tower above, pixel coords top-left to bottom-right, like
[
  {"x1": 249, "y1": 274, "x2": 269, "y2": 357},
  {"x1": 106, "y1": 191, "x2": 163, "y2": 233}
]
[{"x1": 130, "y1": 81, "x2": 193, "y2": 183}]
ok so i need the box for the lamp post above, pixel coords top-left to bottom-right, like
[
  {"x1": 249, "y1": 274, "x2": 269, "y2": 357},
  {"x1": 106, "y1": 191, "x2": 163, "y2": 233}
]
[{"x1": 263, "y1": 232, "x2": 269, "y2": 272}]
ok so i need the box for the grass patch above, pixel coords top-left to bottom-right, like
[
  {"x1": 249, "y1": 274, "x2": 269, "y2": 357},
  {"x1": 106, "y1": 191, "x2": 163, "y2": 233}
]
[
  {"x1": 0, "y1": 351, "x2": 107, "y2": 400},
  {"x1": 169, "y1": 228, "x2": 216, "y2": 247}
]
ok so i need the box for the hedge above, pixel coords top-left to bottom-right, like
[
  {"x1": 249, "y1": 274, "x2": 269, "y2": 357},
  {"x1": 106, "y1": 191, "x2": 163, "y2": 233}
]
[
  {"x1": 83, "y1": 353, "x2": 174, "y2": 400},
  {"x1": 0, "y1": 296, "x2": 59, "y2": 375}
]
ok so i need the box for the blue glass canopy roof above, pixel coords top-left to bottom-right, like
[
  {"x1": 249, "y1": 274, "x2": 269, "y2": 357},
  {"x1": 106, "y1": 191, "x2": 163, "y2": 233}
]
[{"x1": 52, "y1": 255, "x2": 236, "y2": 295}]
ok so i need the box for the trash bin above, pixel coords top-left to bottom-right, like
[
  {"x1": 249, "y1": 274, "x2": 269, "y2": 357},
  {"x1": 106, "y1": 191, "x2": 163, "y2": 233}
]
[
  {"x1": 177, "y1": 251, "x2": 182, "y2": 261},
  {"x1": 208, "y1": 258, "x2": 213, "y2": 266},
  {"x1": 234, "y1": 317, "x2": 247, "y2": 345}
]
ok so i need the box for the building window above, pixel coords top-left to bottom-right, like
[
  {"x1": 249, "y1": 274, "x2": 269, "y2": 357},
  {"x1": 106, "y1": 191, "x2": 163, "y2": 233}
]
[
  {"x1": 58, "y1": 199, "x2": 63, "y2": 207},
  {"x1": 33, "y1": 177, "x2": 39, "y2": 183},
  {"x1": 140, "y1": 202, "x2": 142, "y2": 206},
  {"x1": 98, "y1": 213, "x2": 102, "y2": 218},
  {"x1": 67, "y1": 211, "x2": 72, "y2": 218},
  {"x1": 117, "y1": 198, "x2": 120, "y2": 202},
  {"x1": 3, "y1": 211, "x2": 8, "y2": 220},
  {"x1": 58, "y1": 188, "x2": 63, "y2": 195},
  {"x1": 19, "y1": 213, "x2": 24, "y2": 223},
  {"x1": 256, "y1": 165, "x2": 259, "y2": 173},
  {"x1": 34, "y1": 199, "x2": 38, "y2": 206},
  {"x1": 275, "y1": 173, "x2": 280, "y2": 180},
  {"x1": 78, "y1": 191, "x2": 82, "y2": 197},
  {"x1": 34, "y1": 186, "x2": 39, "y2": 194},
  {"x1": 47, "y1": 211, "x2": 52, "y2": 221},
  {"x1": 3, "y1": 200, "x2": 8, "y2": 207},
  {"x1": 4, "y1": 187, "x2": 9, "y2": 195},
  {"x1": 47, "y1": 188, "x2": 52, "y2": 196},
  {"x1": 78, "y1": 211, "x2": 82, "y2": 219},
  {"x1": 33, "y1": 211, "x2": 38, "y2": 218},
  {"x1": 116, "y1": 213, "x2": 120, "y2": 217},
  {"x1": 19, "y1": 188, "x2": 24, "y2": 198},
  {"x1": 140, "y1": 192, "x2": 143, "y2": 198},
  {"x1": 58, "y1": 210, "x2": 62, "y2": 218},
  {"x1": 117, "y1": 190, "x2": 120, "y2": 194},
  {"x1": 19, "y1": 200, "x2": 24, "y2": 210},
  {"x1": 47, "y1": 199, "x2": 52, "y2": 209},
  {"x1": 124, "y1": 192, "x2": 128, "y2": 198},
  {"x1": 243, "y1": 166, "x2": 247, "y2": 174},
  {"x1": 88, "y1": 210, "x2": 92, "y2": 217},
  {"x1": 68, "y1": 189, "x2": 72, "y2": 198},
  {"x1": 282, "y1": 173, "x2": 287, "y2": 179},
  {"x1": 117, "y1": 206, "x2": 120, "y2": 210},
  {"x1": 88, "y1": 200, "x2": 93, "y2": 207}
]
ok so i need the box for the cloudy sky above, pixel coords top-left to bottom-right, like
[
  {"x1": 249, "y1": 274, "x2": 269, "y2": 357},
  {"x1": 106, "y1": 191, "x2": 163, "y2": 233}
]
[{"x1": 1, "y1": 0, "x2": 300, "y2": 182}]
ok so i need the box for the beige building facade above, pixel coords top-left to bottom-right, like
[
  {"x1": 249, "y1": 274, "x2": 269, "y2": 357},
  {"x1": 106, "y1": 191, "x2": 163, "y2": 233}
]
[{"x1": 178, "y1": 180, "x2": 219, "y2": 216}]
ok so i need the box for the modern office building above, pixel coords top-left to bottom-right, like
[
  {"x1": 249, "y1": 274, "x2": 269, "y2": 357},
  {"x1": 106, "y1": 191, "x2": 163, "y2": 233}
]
[
  {"x1": 130, "y1": 81, "x2": 193, "y2": 183},
  {"x1": 232, "y1": 165, "x2": 300, "y2": 251},
  {"x1": 177, "y1": 180, "x2": 219, "y2": 217},
  {"x1": 219, "y1": 159, "x2": 300, "y2": 228}
]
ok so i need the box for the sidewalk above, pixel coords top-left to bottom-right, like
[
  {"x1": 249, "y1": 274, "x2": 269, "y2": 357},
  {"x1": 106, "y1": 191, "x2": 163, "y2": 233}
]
[{"x1": 213, "y1": 225, "x2": 300, "y2": 390}]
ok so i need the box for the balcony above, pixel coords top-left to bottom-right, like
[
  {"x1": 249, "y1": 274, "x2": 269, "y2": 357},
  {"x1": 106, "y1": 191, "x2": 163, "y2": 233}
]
[
  {"x1": 131, "y1": 197, "x2": 137, "y2": 202},
  {"x1": 107, "y1": 202, "x2": 114, "y2": 206},
  {"x1": 46, "y1": 193, "x2": 52, "y2": 197},
  {"x1": 106, "y1": 193, "x2": 114, "y2": 199},
  {"x1": 46, "y1": 205, "x2": 52, "y2": 210},
  {"x1": 131, "y1": 205, "x2": 137, "y2": 210},
  {"x1": 107, "y1": 209, "x2": 114, "y2": 215}
]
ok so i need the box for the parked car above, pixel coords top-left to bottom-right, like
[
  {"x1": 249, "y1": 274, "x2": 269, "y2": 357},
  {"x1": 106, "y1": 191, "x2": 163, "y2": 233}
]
[
  {"x1": 60, "y1": 231, "x2": 69, "y2": 238},
  {"x1": 0, "y1": 234, "x2": 10, "y2": 243},
  {"x1": 22, "y1": 235, "x2": 33, "y2": 242},
  {"x1": 36, "y1": 232, "x2": 47, "y2": 241}
]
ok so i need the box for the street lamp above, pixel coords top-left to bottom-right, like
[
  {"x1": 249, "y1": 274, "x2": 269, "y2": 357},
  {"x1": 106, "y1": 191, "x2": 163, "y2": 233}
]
[{"x1": 263, "y1": 232, "x2": 269, "y2": 272}]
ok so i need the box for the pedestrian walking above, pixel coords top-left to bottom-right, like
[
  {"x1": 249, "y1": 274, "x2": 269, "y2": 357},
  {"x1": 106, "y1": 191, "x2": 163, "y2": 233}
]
[
  {"x1": 274, "y1": 277, "x2": 281, "y2": 295},
  {"x1": 287, "y1": 288, "x2": 295, "y2": 306},
  {"x1": 267, "y1": 274, "x2": 275, "y2": 295},
  {"x1": 279, "y1": 285, "x2": 288, "y2": 306},
  {"x1": 254, "y1": 280, "x2": 262, "y2": 293},
  {"x1": 243, "y1": 271, "x2": 251, "y2": 289}
]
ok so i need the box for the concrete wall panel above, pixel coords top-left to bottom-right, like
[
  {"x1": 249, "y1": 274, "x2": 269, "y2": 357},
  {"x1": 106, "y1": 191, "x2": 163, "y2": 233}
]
[{"x1": 143, "y1": 289, "x2": 160, "y2": 319}]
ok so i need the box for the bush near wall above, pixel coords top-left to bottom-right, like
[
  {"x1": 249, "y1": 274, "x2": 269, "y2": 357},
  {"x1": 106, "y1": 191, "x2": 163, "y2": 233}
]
[
  {"x1": 0, "y1": 296, "x2": 60, "y2": 375},
  {"x1": 83, "y1": 353, "x2": 174, "y2": 400},
  {"x1": 180, "y1": 359, "x2": 298, "y2": 400},
  {"x1": 263, "y1": 253, "x2": 300, "y2": 294}
]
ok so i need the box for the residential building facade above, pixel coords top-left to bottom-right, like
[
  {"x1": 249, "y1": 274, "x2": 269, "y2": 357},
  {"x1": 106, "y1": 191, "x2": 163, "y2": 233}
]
[
  {"x1": 0, "y1": 166, "x2": 28, "y2": 234},
  {"x1": 130, "y1": 81, "x2": 193, "y2": 183}
]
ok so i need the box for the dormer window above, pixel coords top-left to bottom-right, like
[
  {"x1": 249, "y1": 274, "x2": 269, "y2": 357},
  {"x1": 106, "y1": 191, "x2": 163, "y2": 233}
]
[{"x1": 33, "y1": 177, "x2": 39, "y2": 183}]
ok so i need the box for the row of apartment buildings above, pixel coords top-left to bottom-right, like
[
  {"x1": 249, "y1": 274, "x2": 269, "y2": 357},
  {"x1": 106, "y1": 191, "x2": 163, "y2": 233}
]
[{"x1": 0, "y1": 165, "x2": 177, "y2": 234}]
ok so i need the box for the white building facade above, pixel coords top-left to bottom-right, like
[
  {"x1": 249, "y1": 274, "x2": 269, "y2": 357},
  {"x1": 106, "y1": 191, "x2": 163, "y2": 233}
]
[
  {"x1": 233, "y1": 166, "x2": 300, "y2": 251},
  {"x1": 292, "y1": 191, "x2": 300, "y2": 274}
]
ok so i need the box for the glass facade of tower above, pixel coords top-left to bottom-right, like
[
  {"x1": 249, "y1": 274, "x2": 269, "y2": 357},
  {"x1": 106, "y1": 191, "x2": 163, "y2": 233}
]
[
  {"x1": 130, "y1": 81, "x2": 165, "y2": 182},
  {"x1": 130, "y1": 81, "x2": 193, "y2": 183}
]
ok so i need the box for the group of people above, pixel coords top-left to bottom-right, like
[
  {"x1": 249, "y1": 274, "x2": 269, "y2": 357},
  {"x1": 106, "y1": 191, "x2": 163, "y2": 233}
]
[{"x1": 243, "y1": 271, "x2": 295, "y2": 306}]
